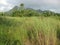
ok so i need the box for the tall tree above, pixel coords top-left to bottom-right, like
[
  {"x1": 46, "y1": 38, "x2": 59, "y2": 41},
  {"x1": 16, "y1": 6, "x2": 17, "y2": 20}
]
[{"x1": 20, "y1": 3, "x2": 24, "y2": 10}]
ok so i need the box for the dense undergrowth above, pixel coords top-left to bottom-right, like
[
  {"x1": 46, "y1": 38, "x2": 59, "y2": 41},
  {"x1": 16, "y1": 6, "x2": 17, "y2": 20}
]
[{"x1": 0, "y1": 16, "x2": 60, "y2": 45}]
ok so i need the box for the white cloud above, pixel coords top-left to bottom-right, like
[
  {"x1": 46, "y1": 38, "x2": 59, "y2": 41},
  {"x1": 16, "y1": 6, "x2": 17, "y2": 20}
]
[
  {"x1": 0, "y1": 0, "x2": 8, "y2": 5},
  {"x1": 0, "y1": 6, "x2": 5, "y2": 12},
  {"x1": 0, "y1": 0, "x2": 14, "y2": 11},
  {"x1": 49, "y1": 9, "x2": 56, "y2": 12}
]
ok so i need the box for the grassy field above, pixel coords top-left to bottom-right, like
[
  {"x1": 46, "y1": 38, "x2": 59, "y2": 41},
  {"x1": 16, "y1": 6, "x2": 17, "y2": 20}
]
[{"x1": 0, "y1": 16, "x2": 60, "y2": 45}]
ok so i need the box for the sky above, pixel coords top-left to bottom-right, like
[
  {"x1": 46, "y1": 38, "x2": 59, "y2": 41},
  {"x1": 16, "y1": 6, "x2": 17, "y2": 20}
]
[{"x1": 0, "y1": 0, "x2": 60, "y2": 13}]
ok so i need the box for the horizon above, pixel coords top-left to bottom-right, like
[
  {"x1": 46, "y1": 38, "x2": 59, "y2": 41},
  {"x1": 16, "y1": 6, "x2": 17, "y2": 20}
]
[{"x1": 0, "y1": 0, "x2": 60, "y2": 13}]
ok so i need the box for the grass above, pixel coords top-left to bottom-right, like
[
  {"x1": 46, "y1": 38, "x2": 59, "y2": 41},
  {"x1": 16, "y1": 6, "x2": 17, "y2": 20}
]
[{"x1": 0, "y1": 16, "x2": 60, "y2": 45}]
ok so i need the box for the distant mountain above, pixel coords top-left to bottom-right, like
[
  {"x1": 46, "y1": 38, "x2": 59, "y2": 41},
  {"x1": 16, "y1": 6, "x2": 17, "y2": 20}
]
[
  {"x1": 4, "y1": 5, "x2": 60, "y2": 16},
  {"x1": 10, "y1": 6, "x2": 19, "y2": 11},
  {"x1": 4, "y1": 6, "x2": 19, "y2": 16},
  {"x1": 36, "y1": 9, "x2": 43, "y2": 13}
]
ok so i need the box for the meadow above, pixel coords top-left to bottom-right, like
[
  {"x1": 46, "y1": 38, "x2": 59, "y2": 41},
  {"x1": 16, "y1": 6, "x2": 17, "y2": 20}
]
[{"x1": 0, "y1": 16, "x2": 60, "y2": 45}]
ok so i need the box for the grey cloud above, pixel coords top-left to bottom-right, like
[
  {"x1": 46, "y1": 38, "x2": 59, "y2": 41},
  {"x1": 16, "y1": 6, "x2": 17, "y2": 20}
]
[{"x1": 0, "y1": 0, "x2": 60, "y2": 13}]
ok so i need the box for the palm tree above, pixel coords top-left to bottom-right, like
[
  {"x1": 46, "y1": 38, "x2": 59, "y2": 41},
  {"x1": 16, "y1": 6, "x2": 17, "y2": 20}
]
[
  {"x1": 20, "y1": 3, "x2": 24, "y2": 7},
  {"x1": 20, "y1": 3, "x2": 24, "y2": 10}
]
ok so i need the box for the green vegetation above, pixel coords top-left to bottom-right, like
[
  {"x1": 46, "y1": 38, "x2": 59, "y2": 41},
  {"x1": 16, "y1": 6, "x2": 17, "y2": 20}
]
[
  {"x1": 0, "y1": 3, "x2": 60, "y2": 45},
  {"x1": 0, "y1": 16, "x2": 60, "y2": 45}
]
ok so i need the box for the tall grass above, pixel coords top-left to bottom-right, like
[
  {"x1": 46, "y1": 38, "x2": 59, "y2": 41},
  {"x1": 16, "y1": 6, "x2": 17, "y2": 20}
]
[{"x1": 0, "y1": 16, "x2": 60, "y2": 45}]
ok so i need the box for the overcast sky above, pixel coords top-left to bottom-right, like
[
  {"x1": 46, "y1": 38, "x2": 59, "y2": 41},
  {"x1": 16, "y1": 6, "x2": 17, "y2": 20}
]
[{"x1": 0, "y1": 0, "x2": 60, "y2": 13}]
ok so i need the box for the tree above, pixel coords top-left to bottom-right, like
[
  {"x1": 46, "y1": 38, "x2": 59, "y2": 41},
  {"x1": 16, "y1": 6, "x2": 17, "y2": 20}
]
[
  {"x1": 0, "y1": 12, "x2": 4, "y2": 16},
  {"x1": 20, "y1": 3, "x2": 24, "y2": 10},
  {"x1": 20, "y1": 3, "x2": 24, "y2": 7}
]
